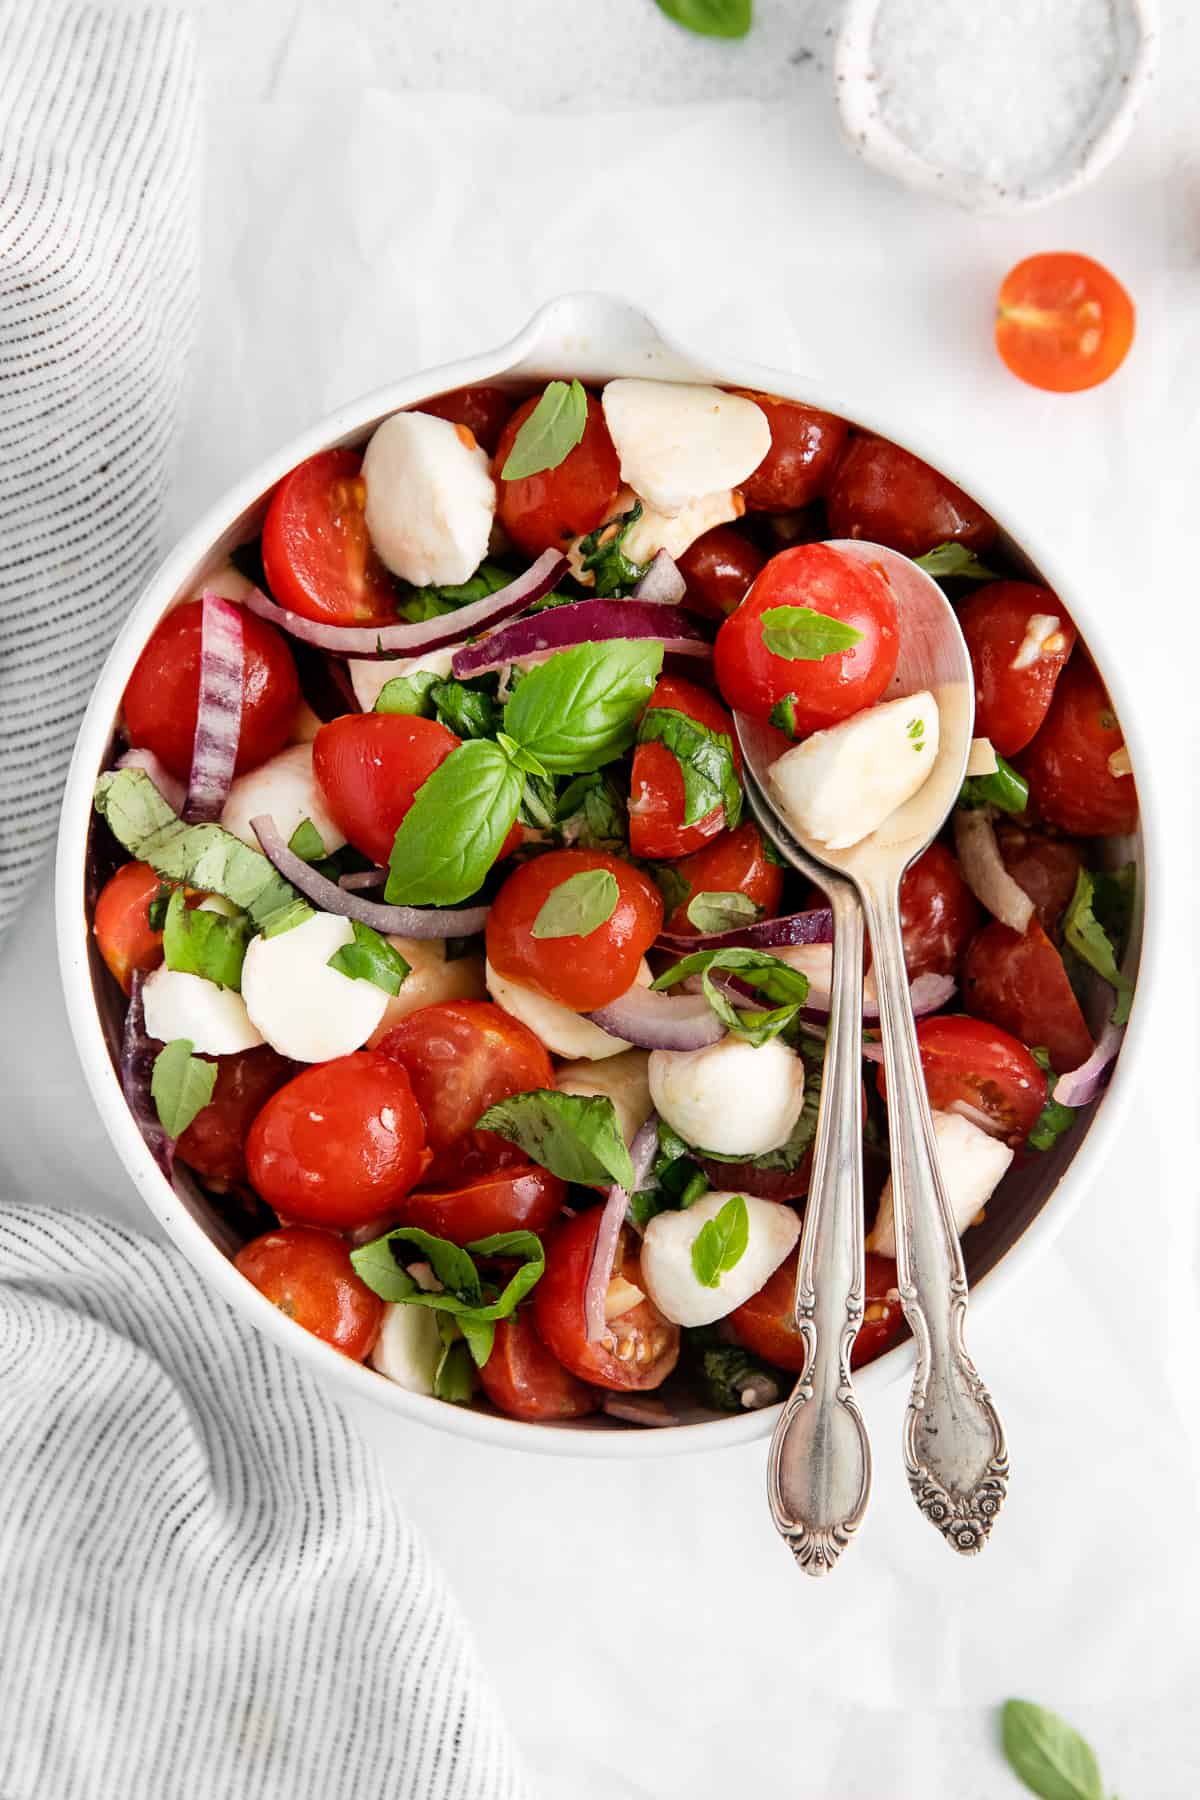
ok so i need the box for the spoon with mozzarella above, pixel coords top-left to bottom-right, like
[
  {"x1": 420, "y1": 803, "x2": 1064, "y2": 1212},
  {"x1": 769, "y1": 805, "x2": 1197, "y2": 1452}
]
[{"x1": 735, "y1": 540, "x2": 1009, "y2": 1557}]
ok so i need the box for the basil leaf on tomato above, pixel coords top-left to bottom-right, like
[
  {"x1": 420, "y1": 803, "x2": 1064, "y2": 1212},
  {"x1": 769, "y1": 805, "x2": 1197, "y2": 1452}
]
[
  {"x1": 636, "y1": 705, "x2": 742, "y2": 829},
  {"x1": 500, "y1": 380, "x2": 588, "y2": 480},
  {"x1": 685, "y1": 890, "x2": 760, "y2": 934},
  {"x1": 161, "y1": 889, "x2": 250, "y2": 991},
  {"x1": 475, "y1": 1089, "x2": 634, "y2": 1191},
  {"x1": 503, "y1": 640, "x2": 663, "y2": 774},
  {"x1": 150, "y1": 1038, "x2": 218, "y2": 1140},
  {"x1": 531, "y1": 868, "x2": 619, "y2": 940},
  {"x1": 384, "y1": 738, "x2": 523, "y2": 907},
  {"x1": 326, "y1": 920, "x2": 410, "y2": 995},
  {"x1": 759, "y1": 605, "x2": 865, "y2": 661}
]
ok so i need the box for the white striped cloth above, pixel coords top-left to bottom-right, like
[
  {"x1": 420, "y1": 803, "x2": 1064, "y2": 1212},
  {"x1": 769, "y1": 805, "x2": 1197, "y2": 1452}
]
[{"x1": 0, "y1": 1208, "x2": 529, "y2": 1799}]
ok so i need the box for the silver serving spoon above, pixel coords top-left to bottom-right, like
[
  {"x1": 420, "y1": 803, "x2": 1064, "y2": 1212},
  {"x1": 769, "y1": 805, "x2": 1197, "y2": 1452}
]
[{"x1": 736, "y1": 539, "x2": 1008, "y2": 1558}]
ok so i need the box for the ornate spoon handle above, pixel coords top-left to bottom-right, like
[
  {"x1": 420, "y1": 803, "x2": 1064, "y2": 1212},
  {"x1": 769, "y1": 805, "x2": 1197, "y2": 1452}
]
[{"x1": 860, "y1": 878, "x2": 1008, "y2": 1553}]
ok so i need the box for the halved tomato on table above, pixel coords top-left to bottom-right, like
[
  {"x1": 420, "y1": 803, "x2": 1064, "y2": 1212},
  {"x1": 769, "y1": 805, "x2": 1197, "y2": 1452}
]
[
  {"x1": 877, "y1": 1015, "x2": 1047, "y2": 1147},
  {"x1": 995, "y1": 253, "x2": 1135, "y2": 394},
  {"x1": 962, "y1": 918, "x2": 1092, "y2": 1075},
  {"x1": 479, "y1": 1311, "x2": 599, "y2": 1422},
  {"x1": 628, "y1": 674, "x2": 741, "y2": 861},
  {"x1": 261, "y1": 447, "x2": 398, "y2": 627},
  {"x1": 532, "y1": 1212, "x2": 679, "y2": 1392}
]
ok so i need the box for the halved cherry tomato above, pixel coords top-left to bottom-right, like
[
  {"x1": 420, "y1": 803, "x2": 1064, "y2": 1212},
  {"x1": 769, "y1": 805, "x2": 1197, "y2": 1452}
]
[
  {"x1": 312, "y1": 712, "x2": 522, "y2": 870},
  {"x1": 825, "y1": 435, "x2": 996, "y2": 559},
  {"x1": 486, "y1": 849, "x2": 663, "y2": 1012},
  {"x1": 532, "y1": 1212, "x2": 679, "y2": 1391},
  {"x1": 877, "y1": 1015, "x2": 1047, "y2": 1146},
  {"x1": 897, "y1": 841, "x2": 980, "y2": 981},
  {"x1": 261, "y1": 448, "x2": 398, "y2": 627},
  {"x1": 728, "y1": 1249, "x2": 904, "y2": 1372},
  {"x1": 1016, "y1": 658, "x2": 1138, "y2": 836},
  {"x1": 736, "y1": 393, "x2": 849, "y2": 512},
  {"x1": 394, "y1": 1165, "x2": 565, "y2": 1245},
  {"x1": 94, "y1": 862, "x2": 167, "y2": 992},
  {"x1": 123, "y1": 599, "x2": 301, "y2": 782},
  {"x1": 176, "y1": 1045, "x2": 294, "y2": 1183},
  {"x1": 246, "y1": 1051, "x2": 430, "y2": 1228},
  {"x1": 628, "y1": 675, "x2": 741, "y2": 861},
  {"x1": 995, "y1": 253, "x2": 1135, "y2": 393},
  {"x1": 235, "y1": 1226, "x2": 383, "y2": 1360},
  {"x1": 378, "y1": 1001, "x2": 555, "y2": 1185},
  {"x1": 714, "y1": 542, "x2": 899, "y2": 733},
  {"x1": 995, "y1": 824, "x2": 1082, "y2": 935},
  {"x1": 676, "y1": 525, "x2": 766, "y2": 621},
  {"x1": 958, "y1": 582, "x2": 1077, "y2": 756},
  {"x1": 963, "y1": 918, "x2": 1092, "y2": 1075},
  {"x1": 660, "y1": 821, "x2": 784, "y2": 936},
  {"x1": 494, "y1": 391, "x2": 621, "y2": 558},
  {"x1": 417, "y1": 386, "x2": 514, "y2": 455},
  {"x1": 479, "y1": 1311, "x2": 599, "y2": 1422}
]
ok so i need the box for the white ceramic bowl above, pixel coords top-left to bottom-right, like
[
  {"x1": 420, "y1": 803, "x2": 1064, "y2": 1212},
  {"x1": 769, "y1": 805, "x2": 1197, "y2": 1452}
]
[{"x1": 56, "y1": 293, "x2": 1156, "y2": 1457}]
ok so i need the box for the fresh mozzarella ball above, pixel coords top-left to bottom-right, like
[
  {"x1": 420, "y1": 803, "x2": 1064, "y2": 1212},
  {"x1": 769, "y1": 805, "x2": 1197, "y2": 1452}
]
[
  {"x1": 363, "y1": 411, "x2": 495, "y2": 587},
  {"x1": 484, "y1": 960, "x2": 652, "y2": 1060},
  {"x1": 640, "y1": 1190, "x2": 801, "y2": 1328},
  {"x1": 190, "y1": 560, "x2": 254, "y2": 605},
  {"x1": 555, "y1": 1049, "x2": 652, "y2": 1147},
  {"x1": 768, "y1": 691, "x2": 941, "y2": 852},
  {"x1": 115, "y1": 745, "x2": 187, "y2": 813},
  {"x1": 648, "y1": 1035, "x2": 805, "y2": 1156},
  {"x1": 366, "y1": 940, "x2": 487, "y2": 1045},
  {"x1": 868, "y1": 1109, "x2": 1014, "y2": 1258},
  {"x1": 220, "y1": 743, "x2": 346, "y2": 854},
  {"x1": 241, "y1": 912, "x2": 389, "y2": 1061},
  {"x1": 348, "y1": 646, "x2": 457, "y2": 714},
  {"x1": 370, "y1": 1303, "x2": 442, "y2": 1395},
  {"x1": 142, "y1": 965, "x2": 264, "y2": 1055},
  {"x1": 601, "y1": 380, "x2": 770, "y2": 517},
  {"x1": 566, "y1": 486, "x2": 741, "y2": 586}
]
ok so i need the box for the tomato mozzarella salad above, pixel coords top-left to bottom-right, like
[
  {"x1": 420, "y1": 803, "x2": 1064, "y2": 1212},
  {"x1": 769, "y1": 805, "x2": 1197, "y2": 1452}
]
[{"x1": 88, "y1": 374, "x2": 1139, "y2": 1426}]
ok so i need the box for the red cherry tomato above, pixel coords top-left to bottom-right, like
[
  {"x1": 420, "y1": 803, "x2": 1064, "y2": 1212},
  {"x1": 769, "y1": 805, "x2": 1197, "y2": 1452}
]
[
  {"x1": 714, "y1": 543, "x2": 899, "y2": 732},
  {"x1": 93, "y1": 861, "x2": 167, "y2": 993},
  {"x1": 659, "y1": 822, "x2": 784, "y2": 936},
  {"x1": 1016, "y1": 658, "x2": 1138, "y2": 836},
  {"x1": 728, "y1": 1249, "x2": 903, "y2": 1372},
  {"x1": 676, "y1": 525, "x2": 766, "y2": 621},
  {"x1": 736, "y1": 393, "x2": 849, "y2": 512},
  {"x1": 261, "y1": 448, "x2": 398, "y2": 627},
  {"x1": 532, "y1": 1213, "x2": 679, "y2": 1392},
  {"x1": 246, "y1": 1052, "x2": 430, "y2": 1228},
  {"x1": 486, "y1": 849, "x2": 663, "y2": 1012},
  {"x1": 377, "y1": 1001, "x2": 555, "y2": 1185},
  {"x1": 628, "y1": 675, "x2": 741, "y2": 861},
  {"x1": 897, "y1": 842, "x2": 980, "y2": 980},
  {"x1": 123, "y1": 600, "x2": 301, "y2": 783},
  {"x1": 963, "y1": 919, "x2": 1092, "y2": 1075},
  {"x1": 825, "y1": 436, "x2": 996, "y2": 559},
  {"x1": 996, "y1": 253, "x2": 1135, "y2": 394},
  {"x1": 478, "y1": 1310, "x2": 599, "y2": 1422},
  {"x1": 876, "y1": 1015, "x2": 1047, "y2": 1146},
  {"x1": 416, "y1": 386, "x2": 514, "y2": 455},
  {"x1": 958, "y1": 582, "x2": 1077, "y2": 757},
  {"x1": 175, "y1": 1046, "x2": 294, "y2": 1184},
  {"x1": 994, "y1": 824, "x2": 1083, "y2": 936},
  {"x1": 394, "y1": 1165, "x2": 565, "y2": 1246},
  {"x1": 494, "y1": 391, "x2": 620, "y2": 558},
  {"x1": 235, "y1": 1226, "x2": 383, "y2": 1360}
]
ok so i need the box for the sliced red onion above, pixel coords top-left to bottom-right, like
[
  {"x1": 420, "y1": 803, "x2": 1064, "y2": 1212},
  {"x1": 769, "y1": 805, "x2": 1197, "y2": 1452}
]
[
  {"x1": 1053, "y1": 1020, "x2": 1124, "y2": 1108},
  {"x1": 586, "y1": 982, "x2": 725, "y2": 1051},
  {"x1": 847, "y1": 973, "x2": 956, "y2": 1033},
  {"x1": 116, "y1": 747, "x2": 187, "y2": 815},
  {"x1": 954, "y1": 807, "x2": 1034, "y2": 935},
  {"x1": 244, "y1": 550, "x2": 567, "y2": 658},
  {"x1": 339, "y1": 868, "x2": 388, "y2": 891},
  {"x1": 632, "y1": 549, "x2": 686, "y2": 604},
  {"x1": 602, "y1": 1395, "x2": 681, "y2": 1427},
  {"x1": 184, "y1": 592, "x2": 244, "y2": 822},
  {"x1": 656, "y1": 906, "x2": 834, "y2": 955},
  {"x1": 584, "y1": 1115, "x2": 659, "y2": 1343},
  {"x1": 451, "y1": 598, "x2": 712, "y2": 680},
  {"x1": 250, "y1": 816, "x2": 489, "y2": 939},
  {"x1": 122, "y1": 973, "x2": 173, "y2": 1176}
]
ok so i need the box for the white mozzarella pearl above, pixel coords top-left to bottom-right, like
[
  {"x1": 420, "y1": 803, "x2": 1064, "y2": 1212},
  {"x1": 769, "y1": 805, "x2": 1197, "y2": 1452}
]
[
  {"x1": 647, "y1": 1035, "x2": 805, "y2": 1157},
  {"x1": 868, "y1": 1109, "x2": 1014, "y2": 1258},
  {"x1": 601, "y1": 379, "x2": 769, "y2": 516},
  {"x1": 640, "y1": 1190, "x2": 801, "y2": 1327},
  {"x1": 768, "y1": 691, "x2": 940, "y2": 852},
  {"x1": 363, "y1": 411, "x2": 495, "y2": 587},
  {"x1": 220, "y1": 743, "x2": 346, "y2": 854},
  {"x1": 142, "y1": 965, "x2": 264, "y2": 1055},
  {"x1": 241, "y1": 912, "x2": 389, "y2": 1062},
  {"x1": 484, "y1": 961, "x2": 648, "y2": 1061},
  {"x1": 370, "y1": 1304, "x2": 443, "y2": 1395}
]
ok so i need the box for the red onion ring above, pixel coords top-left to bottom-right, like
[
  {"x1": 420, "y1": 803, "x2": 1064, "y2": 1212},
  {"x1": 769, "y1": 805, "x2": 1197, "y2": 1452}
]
[
  {"x1": 116, "y1": 747, "x2": 187, "y2": 815},
  {"x1": 243, "y1": 550, "x2": 567, "y2": 658},
  {"x1": 791, "y1": 963, "x2": 955, "y2": 1024},
  {"x1": 1053, "y1": 1020, "x2": 1123, "y2": 1108},
  {"x1": 339, "y1": 868, "x2": 387, "y2": 891},
  {"x1": 250, "y1": 815, "x2": 489, "y2": 939},
  {"x1": 122, "y1": 972, "x2": 173, "y2": 1176},
  {"x1": 584, "y1": 1116, "x2": 660, "y2": 1344},
  {"x1": 632, "y1": 549, "x2": 686, "y2": 604},
  {"x1": 953, "y1": 807, "x2": 1034, "y2": 935},
  {"x1": 184, "y1": 592, "x2": 244, "y2": 822},
  {"x1": 451, "y1": 598, "x2": 712, "y2": 680},
  {"x1": 601, "y1": 1395, "x2": 681, "y2": 1427},
  {"x1": 656, "y1": 906, "x2": 834, "y2": 955},
  {"x1": 586, "y1": 983, "x2": 725, "y2": 1051}
]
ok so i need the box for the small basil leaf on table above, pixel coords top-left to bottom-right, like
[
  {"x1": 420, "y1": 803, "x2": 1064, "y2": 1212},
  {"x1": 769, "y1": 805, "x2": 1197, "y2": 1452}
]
[
  {"x1": 500, "y1": 380, "x2": 588, "y2": 480},
  {"x1": 385, "y1": 738, "x2": 523, "y2": 907},
  {"x1": 636, "y1": 705, "x2": 742, "y2": 829},
  {"x1": 287, "y1": 817, "x2": 327, "y2": 861},
  {"x1": 531, "y1": 868, "x2": 619, "y2": 940},
  {"x1": 915, "y1": 541, "x2": 998, "y2": 583},
  {"x1": 476, "y1": 1089, "x2": 634, "y2": 1192},
  {"x1": 654, "y1": 0, "x2": 752, "y2": 39},
  {"x1": 760, "y1": 605, "x2": 865, "y2": 661},
  {"x1": 326, "y1": 920, "x2": 410, "y2": 995},
  {"x1": 1062, "y1": 866, "x2": 1135, "y2": 1025},
  {"x1": 690, "y1": 1195, "x2": 749, "y2": 1288},
  {"x1": 1000, "y1": 1699, "x2": 1107, "y2": 1800},
  {"x1": 578, "y1": 501, "x2": 648, "y2": 597},
  {"x1": 375, "y1": 671, "x2": 440, "y2": 715},
  {"x1": 150, "y1": 1039, "x2": 218, "y2": 1140},
  {"x1": 162, "y1": 889, "x2": 250, "y2": 991},
  {"x1": 503, "y1": 640, "x2": 664, "y2": 774},
  {"x1": 685, "y1": 890, "x2": 761, "y2": 934}
]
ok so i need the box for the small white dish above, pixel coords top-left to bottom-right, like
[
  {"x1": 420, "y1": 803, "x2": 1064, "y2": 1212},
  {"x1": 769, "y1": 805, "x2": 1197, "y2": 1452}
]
[{"x1": 834, "y1": 0, "x2": 1158, "y2": 215}]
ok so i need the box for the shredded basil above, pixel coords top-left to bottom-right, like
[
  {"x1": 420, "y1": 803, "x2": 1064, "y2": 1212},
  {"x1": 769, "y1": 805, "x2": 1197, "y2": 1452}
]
[
  {"x1": 636, "y1": 705, "x2": 742, "y2": 830},
  {"x1": 475, "y1": 1089, "x2": 634, "y2": 1191},
  {"x1": 578, "y1": 501, "x2": 648, "y2": 597}
]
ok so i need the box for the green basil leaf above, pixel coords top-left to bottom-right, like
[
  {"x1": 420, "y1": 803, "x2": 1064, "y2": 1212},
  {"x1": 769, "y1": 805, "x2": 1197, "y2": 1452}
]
[
  {"x1": 349, "y1": 1225, "x2": 545, "y2": 1356},
  {"x1": 759, "y1": 605, "x2": 865, "y2": 661},
  {"x1": 147, "y1": 882, "x2": 173, "y2": 932},
  {"x1": 653, "y1": 946, "x2": 810, "y2": 1047},
  {"x1": 636, "y1": 705, "x2": 742, "y2": 829},
  {"x1": 432, "y1": 1338, "x2": 474, "y2": 1403},
  {"x1": 628, "y1": 1188, "x2": 669, "y2": 1230},
  {"x1": 958, "y1": 753, "x2": 1029, "y2": 815},
  {"x1": 915, "y1": 541, "x2": 998, "y2": 583},
  {"x1": 495, "y1": 731, "x2": 548, "y2": 779},
  {"x1": 385, "y1": 738, "x2": 523, "y2": 906},
  {"x1": 651, "y1": 863, "x2": 691, "y2": 919},
  {"x1": 161, "y1": 890, "x2": 250, "y2": 991},
  {"x1": 326, "y1": 919, "x2": 410, "y2": 995},
  {"x1": 678, "y1": 1170, "x2": 710, "y2": 1209},
  {"x1": 654, "y1": 0, "x2": 752, "y2": 39},
  {"x1": 695, "y1": 1341, "x2": 780, "y2": 1412},
  {"x1": 555, "y1": 771, "x2": 628, "y2": 850},
  {"x1": 685, "y1": 890, "x2": 761, "y2": 935},
  {"x1": 431, "y1": 678, "x2": 501, "y2": 741},
  {"x1": 375, "y1": 671, "x2": 440, "y2": 715},
  {"x1": 150, "y1": 1039, "x2": 218, "y2": 1140},
  {"x1": 258, "y1": 898, "x2": 316, "y2": 939},
  {"x1": 394, "y1": 560, "x2": 513, "y2": 624},
  {"x1": 500, "y1": 379, "x2": 588, "y2": 480},
  {"x1": 287, "y1": 817, "x2": 327, "y2": 861},
  {"x1": 457, "y1": 1315, "x2": 496, "y2": 1368},
  {"x1": 518, "y1": 770, "x2": 558, "y2": 832},
  {"x1": 768, "y1": 694, "x2": 801, "y2": 739},
  {"x1": 1063, "y1": 867, "x2": 1135, "y2": 1026},
  {"x1": 531, "y1": 868, "x2": 619, "y2": 940},
  {"x1": 476, "y1": 1089, "x2": 634, "y2": 1191},
  {"x1": 363, "y1": 1227, "x2": 482, "y2": 1302},
  {"x1": 345, "y1": 1236, "x2": 418, "y2": 1303},
  {"x1": 691, "y1": 1195, "x2": 749, "y2": 1288},
  {"x1": 503, "y1": 639, "x2": 664, "y2": 774},
  {"x1": 578, "y1": 501, "x2": 648, "y2": 597},
  {"x1": 1000, "y1": 1700, "x2": 1106, "y2": 1800},
  {"x1": 1026, "y1": 1048, "x2": 1076, "y2": 1152}
]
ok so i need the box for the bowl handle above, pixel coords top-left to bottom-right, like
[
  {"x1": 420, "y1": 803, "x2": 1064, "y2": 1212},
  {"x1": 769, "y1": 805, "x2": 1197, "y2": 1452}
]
[{"x1": 503, "y1": 291, "x2": 706, "y2": 386}]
